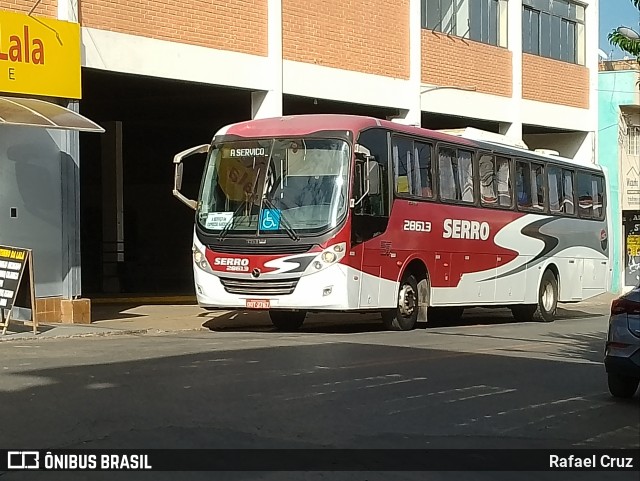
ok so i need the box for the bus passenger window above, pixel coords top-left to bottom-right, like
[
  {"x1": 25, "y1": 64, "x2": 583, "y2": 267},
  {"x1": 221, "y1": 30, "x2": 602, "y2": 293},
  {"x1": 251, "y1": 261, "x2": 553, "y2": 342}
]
[
  {"x1": 516, "y1": 161, "x2": 532, "y2": 208},
  {"x1": 438, "y1": 148, "x2": 457, "y2": 201},
  {"x1": 458, "y1": 150, "x2": 474, "y2": 203},
  {"x1": 392, "y1": 137, "x2": 433, "y2": 199},
  {"x1": 438, "y1": 148, "x2": 474, "y2": 203},
  {"x1": 479, "y1": 155, "x2": 497, "y2": 205},
  {"x1": 415, "y1": 141, "x2": 433, "y2": 198},
  {"x1": 548, "y1": 166, "x2": 562, "y2": 213},
  {"x1": 577, "y1": 171, "x2": 593, "y2": 218},
  {"x1": 592, "y1": 175, "x2": 605, "y2": 219},
  {"x1": 496, "y1": 157, "x2": 512, "y2": 207},
  {"x1": 563, "y1": 170, "x2": 575, "y2": 214},
  {"x1": 530, "y1": 163, "x2": 545, "y2": 210},
  {"x1": 392, "y1": 137, "x2": 413, "y2": 194}
]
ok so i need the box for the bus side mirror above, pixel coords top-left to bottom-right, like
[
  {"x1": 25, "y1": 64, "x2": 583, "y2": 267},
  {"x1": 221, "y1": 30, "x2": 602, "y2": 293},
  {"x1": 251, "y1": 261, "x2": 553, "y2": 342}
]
[
  {"x1": 352, "y1": 156, "x2": 380, "y2": 207},
  {"x1": 173, "y1": 143, "x2": 210, "y2": 210},
  {"x1": 367, "y1": 159, "x2": 380, "y2": 196}
]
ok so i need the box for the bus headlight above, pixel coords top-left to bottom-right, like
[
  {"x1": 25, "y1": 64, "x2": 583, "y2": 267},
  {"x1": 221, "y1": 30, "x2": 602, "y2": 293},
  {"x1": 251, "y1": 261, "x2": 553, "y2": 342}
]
[
  {"x1": 304, "y1": 243, "x2": 347, "y2": 275},
  {"x1": 193, "y1": 245, "x2": 214, "y2": 274},
  {"x1": 321, "y1": 251, "x2": 337, "y2": 263}
]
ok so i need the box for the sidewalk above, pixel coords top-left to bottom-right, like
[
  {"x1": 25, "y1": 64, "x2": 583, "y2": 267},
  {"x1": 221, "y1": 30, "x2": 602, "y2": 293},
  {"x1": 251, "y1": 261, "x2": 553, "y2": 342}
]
[
  {"x1": 0, "y1": 303, "x2": 222, "y2": 342},
  {"x1": 0, "y1": 292, "x2": 617, "y2": 342}
]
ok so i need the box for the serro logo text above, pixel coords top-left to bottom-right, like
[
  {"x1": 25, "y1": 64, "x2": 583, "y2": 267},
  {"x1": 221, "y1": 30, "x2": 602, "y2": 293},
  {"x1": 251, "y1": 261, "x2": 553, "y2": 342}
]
[{"x1": 214, "y1": 257, "x2": 250, "y2": 272}]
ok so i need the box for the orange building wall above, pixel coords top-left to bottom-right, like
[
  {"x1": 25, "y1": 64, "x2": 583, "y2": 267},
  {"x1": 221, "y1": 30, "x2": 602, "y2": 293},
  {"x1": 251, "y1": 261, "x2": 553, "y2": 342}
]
[
  {"x1": 79, "y1": 0, "x2": 268, "y2": 56},
  {"x1": 1, "y1": 0, "x2": 57, "y2": 17},
  {"x1": 283, "y1": 0, "x2": 410, "y2": 79},
  {"x1": 421, "y1": 31, "x2": 512, "y2": 97},
  {"x1": 522, "y1": 54, "x2": 589, "y2": 109}
]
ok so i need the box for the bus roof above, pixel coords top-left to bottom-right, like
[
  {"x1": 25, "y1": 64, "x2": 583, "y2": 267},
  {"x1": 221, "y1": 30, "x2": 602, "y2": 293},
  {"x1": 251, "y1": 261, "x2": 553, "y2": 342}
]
[{"x1": 215, "y1": 114, "x2": 602, "y2": 172}]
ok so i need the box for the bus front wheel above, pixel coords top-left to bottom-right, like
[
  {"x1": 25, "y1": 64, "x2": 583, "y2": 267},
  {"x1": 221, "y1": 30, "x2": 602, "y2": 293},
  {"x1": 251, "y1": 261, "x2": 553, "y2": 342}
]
[
  {"x1": 511, "y1": 270, "x2": 558, "y2": 323},
  {"x1": 382, "y1": 274, "x2": 419, "y2": 331},
  {"x1": 269, "y1": 310, "x2": 306, "y2": 331}
]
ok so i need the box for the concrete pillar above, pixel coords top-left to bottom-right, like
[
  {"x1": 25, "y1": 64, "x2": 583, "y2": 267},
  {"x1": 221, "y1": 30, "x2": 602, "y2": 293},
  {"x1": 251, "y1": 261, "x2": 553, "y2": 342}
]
[
  {"x1": 506, "y1": 0, "x2": 523, "y2": 141},
  {"x1": 101, "y1": 122, "x2": 124, "y2": 293},
  {"x1": 59, "y1": 101, "x2": 82, "y2": 299},
  {"x1": 252, "y1": 0, "x2": 283, "y2": 119},
  {"x1": 58, "y1": 2, "x2": 81, "y2": 300},
  {"x1": 393, "y1": 0, "x2": 422, "y2": 127},
  {"x1": 585, "y1": 0, "x2": 599, "y2": 164},
  {"x1": 57, "y1": 0, "x2": 78, "y2": 21}
]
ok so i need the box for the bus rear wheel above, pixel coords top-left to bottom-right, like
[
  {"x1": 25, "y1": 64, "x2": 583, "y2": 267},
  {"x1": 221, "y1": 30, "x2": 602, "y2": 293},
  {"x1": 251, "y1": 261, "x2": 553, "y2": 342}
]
[
  {"x1": 511, "y1": 270, "x2": 558, "y2": 323},
  {"x1": 382, "y1": 274, "x2": 419, "y2": 331},
  {"x1": 269, "y1": 310, "x2": 306, "y2": 331}
]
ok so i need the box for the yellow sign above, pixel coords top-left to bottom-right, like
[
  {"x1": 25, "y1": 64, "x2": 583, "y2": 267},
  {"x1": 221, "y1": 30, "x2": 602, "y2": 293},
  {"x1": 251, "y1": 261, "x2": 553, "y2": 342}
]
[
  {"x1": 218, "y1": 156, "x2": 260, "y2": 202},
  {"x1": 0, "y1": 10, "x2": 81, "y2": 99},
  {"x1": 627, "y1": 235, "x2": 640, "y2": 257}
]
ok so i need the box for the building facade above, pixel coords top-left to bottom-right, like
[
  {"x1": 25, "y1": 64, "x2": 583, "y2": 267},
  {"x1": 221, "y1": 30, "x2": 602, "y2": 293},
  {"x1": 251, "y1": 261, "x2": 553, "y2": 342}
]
[
  {"x1": 599, "y1": 59, "x2": 640, "y2": 293},
  {"x1": 0, "y1": 0, "x2": 600, "y2": 321}
]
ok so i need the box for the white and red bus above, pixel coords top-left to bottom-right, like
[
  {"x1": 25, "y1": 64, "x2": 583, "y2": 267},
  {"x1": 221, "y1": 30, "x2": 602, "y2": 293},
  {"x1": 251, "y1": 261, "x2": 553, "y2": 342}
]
[{"x1": 173, "y1": 114, "x2": 611, "y2": 331}]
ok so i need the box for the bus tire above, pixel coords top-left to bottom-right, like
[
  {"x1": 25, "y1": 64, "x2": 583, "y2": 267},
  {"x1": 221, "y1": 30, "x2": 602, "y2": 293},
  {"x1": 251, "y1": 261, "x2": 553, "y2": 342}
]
[
  {"x1": 269, "y1": 310, "x2": 306, "y2": 331},
  {"x1": 382, "y1": 274, "x2": 419, "y2": 331},
  {"x1": 511, "y1": 269, "x2": 558, "y2": 323}
]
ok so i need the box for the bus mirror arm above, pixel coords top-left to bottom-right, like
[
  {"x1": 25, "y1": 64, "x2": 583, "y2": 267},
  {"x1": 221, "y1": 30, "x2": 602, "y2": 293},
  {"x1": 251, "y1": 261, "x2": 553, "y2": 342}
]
[
  {"x1": 352, "y1": 161, "x2": 370, "y2": 207},
  {"x1": 352, "y1": 158, "x2": 380, "y2": 207},
  {"x1": 172, "y1": 144, "x2": 210, "y2": 210}
]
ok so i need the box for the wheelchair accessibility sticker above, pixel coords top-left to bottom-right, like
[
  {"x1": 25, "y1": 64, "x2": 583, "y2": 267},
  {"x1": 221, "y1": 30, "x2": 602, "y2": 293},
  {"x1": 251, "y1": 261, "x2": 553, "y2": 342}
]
[{"x1": 260, "y1": 209, "x2": 281, "y2": 231}]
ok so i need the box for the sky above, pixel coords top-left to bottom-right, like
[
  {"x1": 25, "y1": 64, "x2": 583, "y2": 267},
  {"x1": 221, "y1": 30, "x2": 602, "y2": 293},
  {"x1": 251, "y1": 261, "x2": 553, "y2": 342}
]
[{"x1": 600, "y1": 0, "x2": 640, "y2": 59}]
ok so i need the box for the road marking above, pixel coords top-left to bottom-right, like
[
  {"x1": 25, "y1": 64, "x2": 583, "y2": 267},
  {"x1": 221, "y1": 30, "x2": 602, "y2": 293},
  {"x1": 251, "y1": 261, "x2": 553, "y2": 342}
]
[
  {"x1": 387, "y1": 385, "x2": 510, "y2": 415},
  {"x1": 312, "y1": 374, "x2": 401, "y2": 388},
  {"x1": 385, "y1": 385, "x2": 490, "y2": 404},
  {"x1": 444, "y1": 388, "x2": 516, "y2": 403},
  {"x1": 499, "y1": 403, "x2": 606, "y2": 434},
  {"x1": 283, "y1": 377, "x2": 428, "y2": 401},
  {"x1": 576, "y1": 425, "x2": 640, "y2": 446}
]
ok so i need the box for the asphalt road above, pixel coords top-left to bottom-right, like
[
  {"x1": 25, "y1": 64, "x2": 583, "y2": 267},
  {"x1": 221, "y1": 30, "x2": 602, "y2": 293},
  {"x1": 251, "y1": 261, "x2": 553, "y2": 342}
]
[{"x1": 0, "y1": 302, "x2": 638, "y2": 480}]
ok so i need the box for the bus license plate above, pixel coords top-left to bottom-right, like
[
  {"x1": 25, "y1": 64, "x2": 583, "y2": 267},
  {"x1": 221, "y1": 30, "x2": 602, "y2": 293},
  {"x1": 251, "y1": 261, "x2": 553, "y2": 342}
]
[{"x1": 246, "y1": 299, "x2": 270, "y2": 309}]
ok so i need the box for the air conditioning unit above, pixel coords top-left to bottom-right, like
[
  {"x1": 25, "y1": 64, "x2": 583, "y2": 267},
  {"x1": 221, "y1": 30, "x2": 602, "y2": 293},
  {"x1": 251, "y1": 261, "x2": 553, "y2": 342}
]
[{"x1": 534, "y1": 149, "x2": 560, "y2": 156}]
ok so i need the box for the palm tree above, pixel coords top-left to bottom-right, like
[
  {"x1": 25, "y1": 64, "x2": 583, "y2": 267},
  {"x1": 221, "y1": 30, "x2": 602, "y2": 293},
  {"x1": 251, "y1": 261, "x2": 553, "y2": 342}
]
[{"x1": 608, "y1": 0, "x2": 640, "y2": 56}]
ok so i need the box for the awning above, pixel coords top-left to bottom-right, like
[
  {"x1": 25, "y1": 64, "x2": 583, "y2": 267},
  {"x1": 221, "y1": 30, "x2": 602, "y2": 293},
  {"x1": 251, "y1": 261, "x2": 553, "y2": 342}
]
[{"x1": 0, "y1": 96, "x2": 104, "y2": 133}]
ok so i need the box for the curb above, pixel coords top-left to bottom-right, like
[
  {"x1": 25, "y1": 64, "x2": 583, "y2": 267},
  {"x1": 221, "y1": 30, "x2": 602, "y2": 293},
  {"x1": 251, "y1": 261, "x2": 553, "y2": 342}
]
[{"x1": 0, "y1": 326, "x2": 208, "y2": 343}]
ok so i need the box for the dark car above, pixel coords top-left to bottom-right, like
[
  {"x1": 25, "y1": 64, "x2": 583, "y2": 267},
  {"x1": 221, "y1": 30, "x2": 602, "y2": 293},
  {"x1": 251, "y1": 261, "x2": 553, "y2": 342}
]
[{"x1": 604, "y1": 285, "x2": 640, "y2": 398}]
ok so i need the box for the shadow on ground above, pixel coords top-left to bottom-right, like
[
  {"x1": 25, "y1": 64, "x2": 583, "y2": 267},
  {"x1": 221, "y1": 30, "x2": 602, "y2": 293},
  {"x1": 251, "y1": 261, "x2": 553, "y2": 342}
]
[{"x1": 203, "y1": 305, "x2": 605, "y2": 334}]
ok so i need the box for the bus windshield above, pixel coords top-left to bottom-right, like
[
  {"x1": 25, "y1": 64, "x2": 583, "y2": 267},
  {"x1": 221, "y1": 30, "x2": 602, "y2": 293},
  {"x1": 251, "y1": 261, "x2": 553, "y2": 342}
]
[{"x1": 197, "y1": 137, "x2": 350, "y2": 237}]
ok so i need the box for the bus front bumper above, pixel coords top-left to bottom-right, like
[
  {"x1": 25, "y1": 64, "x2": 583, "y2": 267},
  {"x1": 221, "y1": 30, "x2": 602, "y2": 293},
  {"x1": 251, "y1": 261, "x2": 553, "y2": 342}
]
[{"x1": 193, "y1": 263, "x2": 361, "y2": 311}]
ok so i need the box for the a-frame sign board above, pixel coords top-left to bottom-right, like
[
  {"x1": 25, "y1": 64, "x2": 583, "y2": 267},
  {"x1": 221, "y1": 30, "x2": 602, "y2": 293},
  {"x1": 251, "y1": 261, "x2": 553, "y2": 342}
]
[{"x1": 0, "y1": 245, "x2": 37, "y2": 335}]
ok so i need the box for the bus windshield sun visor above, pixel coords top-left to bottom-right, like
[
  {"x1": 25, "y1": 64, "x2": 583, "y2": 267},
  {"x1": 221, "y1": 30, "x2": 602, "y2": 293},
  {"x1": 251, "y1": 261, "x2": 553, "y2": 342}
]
[{"x1": 0, "y1": 96, "x2": 105, "y2": 133}]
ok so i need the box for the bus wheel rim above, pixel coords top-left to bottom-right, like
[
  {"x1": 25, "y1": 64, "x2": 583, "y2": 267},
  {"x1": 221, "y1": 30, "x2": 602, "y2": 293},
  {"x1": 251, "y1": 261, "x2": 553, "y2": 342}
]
[
  {"x1": 542, "y1": 283, "x2": 554, "y2": 311},
  {"x1": 399, "y1": 284, "x2": 416, "y2": 317}
]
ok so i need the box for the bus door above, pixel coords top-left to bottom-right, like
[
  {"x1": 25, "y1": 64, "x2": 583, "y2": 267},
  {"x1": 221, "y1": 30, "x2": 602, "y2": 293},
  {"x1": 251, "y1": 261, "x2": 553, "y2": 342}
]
[{"x1": 351, "y1": 132, "x2": 391, "y2": 308}]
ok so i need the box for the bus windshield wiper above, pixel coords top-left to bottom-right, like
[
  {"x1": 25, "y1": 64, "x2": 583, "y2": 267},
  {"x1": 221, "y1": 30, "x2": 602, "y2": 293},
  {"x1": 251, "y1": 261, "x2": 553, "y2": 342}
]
[
  {"x1": 218, "y1": 168, "x2": 262, "y2": 241},
  {"x1": 262, "y1": 197, "x2": 300, "y2": 242}
]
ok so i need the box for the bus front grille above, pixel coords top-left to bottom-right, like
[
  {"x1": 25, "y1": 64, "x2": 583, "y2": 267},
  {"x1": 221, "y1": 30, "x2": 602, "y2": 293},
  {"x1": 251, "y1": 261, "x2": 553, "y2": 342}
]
[
  {"x1": 208, "y1": 244, "x2": 313, "y2": 255},
  {"x1": 218, "y1": 277, "x2": 299, "y2": 296}
]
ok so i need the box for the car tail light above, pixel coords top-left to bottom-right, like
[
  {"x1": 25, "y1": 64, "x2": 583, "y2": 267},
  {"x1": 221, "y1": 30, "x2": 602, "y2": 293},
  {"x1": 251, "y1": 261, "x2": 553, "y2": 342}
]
[{"x1": 611, "y1": 298, "x2": 640, "y2": 315}]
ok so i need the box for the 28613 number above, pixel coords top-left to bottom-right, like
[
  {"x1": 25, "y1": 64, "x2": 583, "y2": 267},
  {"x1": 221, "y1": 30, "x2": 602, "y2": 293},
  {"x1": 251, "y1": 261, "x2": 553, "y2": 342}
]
[{"x1": 403, "y1": 220, "x2": 432, "y2": 232}]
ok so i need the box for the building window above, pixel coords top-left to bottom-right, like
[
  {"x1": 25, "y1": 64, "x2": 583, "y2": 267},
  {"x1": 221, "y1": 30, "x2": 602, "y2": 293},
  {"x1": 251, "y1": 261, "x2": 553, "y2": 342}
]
[
  {"x1": 628, "y1": 127, "x2": 640, "y2": 156},
  {"x1": 522, "y1": 0, "x2": 585, "y2": 65},
  {"x1": 423, "y1": 0, "x2": 508, "y2": 47}
]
